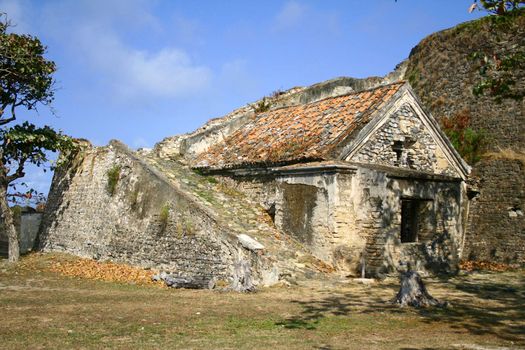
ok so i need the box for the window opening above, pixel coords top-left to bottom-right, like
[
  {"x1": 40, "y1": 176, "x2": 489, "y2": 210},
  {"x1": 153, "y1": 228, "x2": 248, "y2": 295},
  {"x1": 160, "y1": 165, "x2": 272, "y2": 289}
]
[
  {"x1": 392, "y1": 141, "x2": 404, "y2": 166},
  {"x1": 400, "y1": 198, "x2": 431, "y2": 243},
  {"x1": 392, "y1": 138, "x2": 416, "y2": 167}
]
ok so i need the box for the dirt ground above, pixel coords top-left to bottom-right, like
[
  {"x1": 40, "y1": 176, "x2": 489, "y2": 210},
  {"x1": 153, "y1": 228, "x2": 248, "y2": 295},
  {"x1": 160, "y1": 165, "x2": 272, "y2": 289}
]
[{"x1": 0, "y1": 253, "x2": 524, "y2": 350}]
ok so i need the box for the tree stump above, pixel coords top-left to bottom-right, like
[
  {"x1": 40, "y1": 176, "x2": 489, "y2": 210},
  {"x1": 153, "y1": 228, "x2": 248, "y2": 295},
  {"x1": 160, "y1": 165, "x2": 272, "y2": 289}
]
[{"x1": 392, "y1": 270, "x2": 445, "y2": 308}]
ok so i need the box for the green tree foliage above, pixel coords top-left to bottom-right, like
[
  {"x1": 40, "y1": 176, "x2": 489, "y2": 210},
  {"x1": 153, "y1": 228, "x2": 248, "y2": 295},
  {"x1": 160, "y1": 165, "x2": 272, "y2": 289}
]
[
  {"x1": 468, "y1": 2, "x2": 525, "y2": 102},
  {"x1": 441, "y1": 110, "x2": 486, "y2": 165},
  {"x1": 0, "y1": 19, "x2": 55, "y2": 125},
  {"x1": 0, "y1": 14, "x2": 77, "y2": 262},
  {"x1": 470, "y1": 0, "x2": 525, "y2": 15},
  {"x1": 471, "y1": 50, "x2": 525, "y2": 102}
]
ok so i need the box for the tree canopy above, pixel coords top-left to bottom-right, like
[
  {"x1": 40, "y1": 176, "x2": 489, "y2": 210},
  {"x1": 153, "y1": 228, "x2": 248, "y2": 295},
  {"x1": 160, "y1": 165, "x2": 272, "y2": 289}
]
[
  {"x1": 470, "y1": 0, "x2": 525, "y2": 15},
  {"x1": 0, "y1": 18, "x2": 56, "y2": 126},
  {"x1": 0, "y1": 13, "x2": 77, "y2": 262}
]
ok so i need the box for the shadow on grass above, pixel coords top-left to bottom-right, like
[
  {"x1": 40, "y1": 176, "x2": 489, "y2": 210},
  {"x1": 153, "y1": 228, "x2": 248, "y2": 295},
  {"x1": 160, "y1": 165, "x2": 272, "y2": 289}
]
[
  {"x1": 417, "y1": 272, "x2": 525, "y2": 342},
  {"x1": 276, "y1": 272, "x2": 525, "y2": 343},
  {"x1": 276, "y1": 282, "x2": 401, "y2": 330}
]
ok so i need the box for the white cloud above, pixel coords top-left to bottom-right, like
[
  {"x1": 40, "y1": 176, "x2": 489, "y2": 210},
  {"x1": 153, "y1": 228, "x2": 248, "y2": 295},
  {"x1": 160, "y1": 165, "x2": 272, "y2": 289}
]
[
  {"x1": 40, "y1": 0, "x2": 212, "y2": 101},
  {"x1": 77, "y1": 26, "x2": 211, "y2": 100},
  {"x1": 272, "y1": 1, "x2": 307, "y2": 32}
]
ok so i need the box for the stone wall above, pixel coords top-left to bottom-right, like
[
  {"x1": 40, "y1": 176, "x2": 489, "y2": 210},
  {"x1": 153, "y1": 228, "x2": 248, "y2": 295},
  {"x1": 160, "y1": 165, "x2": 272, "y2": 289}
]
[
  {"x1": 39, "y1": 141, "x2": 273, "y2": 289},
  {"x1": 348, "y1": 166, "x2": 467, "y2": 276},
  {"x1": 350, "y1": 104, "x2": 457, "y2": 177},
  {"x1": 404, "y1": 11, "x2": 525, "y2": 264},
  {"x1": 216, "y1": 164, "x2": 467, "y2": 276},
  {"x1": 405, "y1": 13, "x2": 524, "y2": 151},
  {"x1": 217, "y1": 171, "x2": 347, "y2": 267},
  {"x1": 463, "y1": 159, "x2": 525, "y2": 263},
  {"x1": 0, "y1": 211, "x2": 42, "y2": 256},
  {"x1": 274, "y1": 174, "x2": 338, "y2": 263}
]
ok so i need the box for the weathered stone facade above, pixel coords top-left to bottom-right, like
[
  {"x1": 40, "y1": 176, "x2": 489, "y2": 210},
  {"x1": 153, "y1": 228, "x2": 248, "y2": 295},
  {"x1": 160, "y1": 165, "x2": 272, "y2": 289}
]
[
  {"x1": 212, "y1": 164, "x2": 467, "y2": 276},
  {"x1": 196, "y1": 82, "x2": 470, "y2": 276},
  {"x1": 463, "y1": 159, "x2": 525, "y2": 262},
  {"x1": 41, "y1": 75, "x2": 478, "y2": 283},
  {"x1": 39, "y1": 141, "x2": 312, "y2": 290},
  {"x1": 350, "y1": 104, "x2": 456, "y2": 177},
  {"x1": 403, "y1": 11, "x2": 525, "y2": 264}
]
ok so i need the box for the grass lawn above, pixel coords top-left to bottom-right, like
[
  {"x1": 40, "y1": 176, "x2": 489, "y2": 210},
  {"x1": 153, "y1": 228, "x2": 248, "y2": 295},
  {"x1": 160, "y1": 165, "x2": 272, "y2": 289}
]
[{"x1": 0, "y1": 253, "x2": 524, "y2": 349}]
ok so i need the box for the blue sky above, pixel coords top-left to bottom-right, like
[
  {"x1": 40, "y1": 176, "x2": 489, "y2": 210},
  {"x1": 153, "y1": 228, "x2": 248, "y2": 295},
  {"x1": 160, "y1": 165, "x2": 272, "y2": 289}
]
[{"x1": 1, "y1": 0, "x2": 485, "y2": 195}]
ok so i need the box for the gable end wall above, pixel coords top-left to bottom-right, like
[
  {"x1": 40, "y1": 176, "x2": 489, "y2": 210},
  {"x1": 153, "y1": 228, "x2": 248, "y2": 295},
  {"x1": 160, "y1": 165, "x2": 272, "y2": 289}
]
[{"x1": 347, "y1": 100, "x2": 459, "y2": 178}]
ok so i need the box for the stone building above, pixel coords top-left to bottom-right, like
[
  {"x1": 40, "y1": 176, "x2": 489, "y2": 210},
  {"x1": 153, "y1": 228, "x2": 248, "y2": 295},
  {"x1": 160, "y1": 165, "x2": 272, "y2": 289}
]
[
  {"x1": 39, "y1": 79, "x2": 471, "y2": 288},
  {"x1": 36, "y1": 11, "x2": 525, "y2": 284},
  {"x1": 194, "y1": 81, "x2": 471, "y2": 275}
]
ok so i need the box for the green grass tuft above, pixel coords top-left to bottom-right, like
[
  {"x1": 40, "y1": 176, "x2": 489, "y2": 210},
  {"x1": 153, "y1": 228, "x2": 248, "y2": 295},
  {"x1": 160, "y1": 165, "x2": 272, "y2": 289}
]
[{"x1": 106, "y1": 165, "x2": 121, "y2": 196}]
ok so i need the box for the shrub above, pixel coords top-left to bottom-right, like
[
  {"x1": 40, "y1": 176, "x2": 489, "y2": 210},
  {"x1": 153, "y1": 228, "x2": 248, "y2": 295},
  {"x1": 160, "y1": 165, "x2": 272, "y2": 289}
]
[
  {"x1": 106, "y1": 165, "x2": 121, "y2": 196},
  {"x1": 159, "y1": 203, "x2": 170, "y2": 231},
  {"x1": 441, "y1": 110, "x2": 487, "y2": 164},
  {"x1": 252, "y1": 97, "x2": 272, "y2": 113}
]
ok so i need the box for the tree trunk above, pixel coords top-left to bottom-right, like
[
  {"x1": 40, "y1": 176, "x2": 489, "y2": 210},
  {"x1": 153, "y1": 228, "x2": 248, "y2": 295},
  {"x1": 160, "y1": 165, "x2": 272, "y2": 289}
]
[
  {"x1": 0, "y1": 185, "x2": 19, "y2": 262},
  {"x1": 392, "y1": 270, "x2": 445, "y2": 308}
]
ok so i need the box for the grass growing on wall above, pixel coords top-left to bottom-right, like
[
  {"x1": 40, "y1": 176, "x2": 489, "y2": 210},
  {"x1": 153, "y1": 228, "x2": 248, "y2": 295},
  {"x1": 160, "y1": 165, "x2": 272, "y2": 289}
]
[
  {"x1": 159, "y1": 203, "x2": 170, "y2": 232},
  {"x1": 106, "y1": 165, "x2": 121, "y2": 196},
  {"x1": 484, "y1": 147, "x2": 525, "y2": 164}
]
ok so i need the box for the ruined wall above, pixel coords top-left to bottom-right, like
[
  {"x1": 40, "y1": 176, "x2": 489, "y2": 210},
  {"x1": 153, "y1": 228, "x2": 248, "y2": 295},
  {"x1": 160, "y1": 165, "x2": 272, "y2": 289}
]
[
  {"x1": 463, "y1": 159, "x2": 525, "y2": 263},
  {"x1": 218, "y1": 172, "x2": 347, "y2": 266},
  {"x1": 404, "y1": 11, "x2": 525, "y2": 263},
  {"x1": 349, "y1": 166, "x2": 467, "y2": 276},
  {"x1": 219, "y1": 165, "x2": 467, "y2": 276},
  {"x1": 349, "y1": 103, "x2": 458, "y2": 177},
  {"x1": 274, "y1": 175, "x2": 336, "y2": 262},
  {"x1": 39, "y1": 141, "x2": 267, "y2": 289}
]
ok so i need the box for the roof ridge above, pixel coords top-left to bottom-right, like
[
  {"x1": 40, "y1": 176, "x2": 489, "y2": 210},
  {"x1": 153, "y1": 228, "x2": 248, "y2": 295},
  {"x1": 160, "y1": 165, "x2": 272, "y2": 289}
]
[
  {"x1": 256, "y1": 80, "x2": 407, "y2": 115},
  {"x1": 194, "y1": 81, "x2": 407, "y2": 169}
]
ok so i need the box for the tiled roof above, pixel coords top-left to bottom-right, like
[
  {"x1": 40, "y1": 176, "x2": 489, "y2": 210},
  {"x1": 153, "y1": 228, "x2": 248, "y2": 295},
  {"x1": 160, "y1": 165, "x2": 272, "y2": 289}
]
[{"x1": 195, "y1": 82, "x2": 405, "y2": 169}]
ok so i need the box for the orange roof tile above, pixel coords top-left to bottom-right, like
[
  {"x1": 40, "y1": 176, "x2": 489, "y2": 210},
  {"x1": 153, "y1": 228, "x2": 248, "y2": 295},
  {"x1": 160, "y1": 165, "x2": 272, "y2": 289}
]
[{"x1": 195, "y1": 82, "x2": 405, "y2": 169}]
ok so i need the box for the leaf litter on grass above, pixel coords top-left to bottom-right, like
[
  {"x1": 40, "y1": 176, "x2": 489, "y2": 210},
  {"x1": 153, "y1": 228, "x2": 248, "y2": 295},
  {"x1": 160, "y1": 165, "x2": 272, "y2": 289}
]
[{"x1": 49, "y1": 256, "x2": 165, "y2": 287}]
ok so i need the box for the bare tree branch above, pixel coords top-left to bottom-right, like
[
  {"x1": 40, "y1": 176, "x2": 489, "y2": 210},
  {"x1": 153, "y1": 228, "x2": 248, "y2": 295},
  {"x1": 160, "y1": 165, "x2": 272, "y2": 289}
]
[{"x1": 6, "y1": 156, "x2": 27, "y2": 183}]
